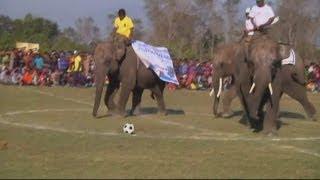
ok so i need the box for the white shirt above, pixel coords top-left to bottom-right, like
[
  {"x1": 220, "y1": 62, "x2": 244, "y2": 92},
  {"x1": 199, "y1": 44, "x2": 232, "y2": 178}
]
[
  {"x1": 245, "y1": 19, "x2": 254, "y2": 36},
  {"x1": 249, "y1": 4, "x2": 275, "y2": 27}
]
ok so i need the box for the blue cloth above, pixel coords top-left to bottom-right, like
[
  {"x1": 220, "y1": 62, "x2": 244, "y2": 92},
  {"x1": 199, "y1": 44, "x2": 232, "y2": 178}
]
[
  {"x1": 34, "y1": 56, "x2": 44, "y2": 70},
  {"x1": 58, "y1": 57, "x2": 69, "y2": 71}
]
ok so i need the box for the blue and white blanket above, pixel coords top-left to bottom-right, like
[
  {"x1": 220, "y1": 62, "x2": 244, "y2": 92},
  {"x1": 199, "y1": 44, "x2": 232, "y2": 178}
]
[{"x1": 132, "y1": 40, "x2": 179, "y2": 85}]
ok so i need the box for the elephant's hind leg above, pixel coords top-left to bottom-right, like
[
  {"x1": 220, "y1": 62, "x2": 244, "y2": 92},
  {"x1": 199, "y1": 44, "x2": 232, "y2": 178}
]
[
  {"x1": 151, "y1": 83, "x2": 167, "y2": 115},
  {"x1": 130, "y1": 87, "x2": 144, "y2": 116},
  {"x1": 283, "y1": 82, "x2": 317, "y2": 121}
]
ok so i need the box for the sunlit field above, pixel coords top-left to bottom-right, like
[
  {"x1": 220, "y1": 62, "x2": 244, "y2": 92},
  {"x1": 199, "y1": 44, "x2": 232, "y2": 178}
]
[{"x1": 0, "y1": 84, "x2": 319, "y2": 178}]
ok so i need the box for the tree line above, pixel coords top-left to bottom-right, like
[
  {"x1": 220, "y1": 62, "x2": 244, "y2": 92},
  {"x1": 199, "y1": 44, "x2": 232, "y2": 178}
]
[{"x1": 0, "y1": 0, "x2": 319, "y2": 62}]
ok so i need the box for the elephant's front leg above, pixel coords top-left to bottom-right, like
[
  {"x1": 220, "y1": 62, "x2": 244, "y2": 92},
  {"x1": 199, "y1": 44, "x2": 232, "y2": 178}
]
[
  {"x1": 263, "y1": 85, "x2": 281, "y2": 136},
  {"x1": 151, "y1": 83, "x2": 167, "y2": 115},
  {"x1": 130, "y1": 87, "x2": 144, "y2": 116},
  {"x1": 104, "y1": 76, "x2": 120, "y2": 115},
  {"x1": 221, "y1": 85, "x2": 237, "y2": 118},
  {"x1": 117, "y1": 85, "x2": 133, "y2": 117}
]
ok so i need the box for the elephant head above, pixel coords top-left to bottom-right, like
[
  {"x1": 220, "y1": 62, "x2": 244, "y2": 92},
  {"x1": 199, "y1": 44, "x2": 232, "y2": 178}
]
[
  {"x1": 211, "y1": 43, "x2": 245, "y2": 116},
  {"x1": 245, "y1": 37, "x2": 281, "y2": 120},
  {"x1": 92, "y1": 34, "x2": 130, "y2": 117}
]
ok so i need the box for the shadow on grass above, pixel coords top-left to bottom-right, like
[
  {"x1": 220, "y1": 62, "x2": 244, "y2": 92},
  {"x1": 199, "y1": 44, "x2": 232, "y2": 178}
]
[
  {"x1": 128, "y1": 107, "x2": 185, "y2": 116},
  {"x1": 279, "y1": 111, "x2": 306, "y2": 120}
]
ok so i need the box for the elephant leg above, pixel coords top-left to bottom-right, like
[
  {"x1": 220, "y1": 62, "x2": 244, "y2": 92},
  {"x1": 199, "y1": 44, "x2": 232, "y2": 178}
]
[
  {"x1": 221, "y1": 85, "x2": 237, "y2": 118},
  {"x1": 151, "y1": 83, "x2": 167, "y2": 115},
  {"x1": 237, "y1": 82, "x2": 252, "y2": 127},
  {"x1": 130, "y1": 87, "x2": 144, "y2": 116},
  {"x1": 92, "y1": 65, "x2": 108, "y2": 117},
  {"x1": 212, "y1": 76, "x2": 222, "y2": 117},
  {"x1": 263, "y1": 101, "x2": 280, "y2": 136},
  {"x1": 213, "y1": 96, "x2": 220, "y2": 117},
  {"x1": 283, "y1": 83, "x2": 317, "y2": 121},
  {"x1": 263, "y1": 81, "x2": 282, "y2": 136},
  {"x1": 104, "y1": 77, "x2": 119, "y2": 114},
  {"x1": 117, "y1": 85, "x2": 133, "y2": 117}
]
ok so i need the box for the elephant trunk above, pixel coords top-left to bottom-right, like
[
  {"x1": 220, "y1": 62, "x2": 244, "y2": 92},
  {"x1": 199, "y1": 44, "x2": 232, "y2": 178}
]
[{"x1": 247, "y1": 68, "x2": 272, "y2": 120}]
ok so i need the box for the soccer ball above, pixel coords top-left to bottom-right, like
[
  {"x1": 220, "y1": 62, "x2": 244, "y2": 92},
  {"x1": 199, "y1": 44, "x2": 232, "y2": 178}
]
[{"x1": 123, "y1": 123, "x2": 135, "y2": 134}]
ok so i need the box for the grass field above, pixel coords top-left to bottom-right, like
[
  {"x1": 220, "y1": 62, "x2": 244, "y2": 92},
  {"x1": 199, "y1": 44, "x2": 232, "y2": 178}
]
[{"x1": 0, "y1": 84, "x2": 320, "y2": 178}]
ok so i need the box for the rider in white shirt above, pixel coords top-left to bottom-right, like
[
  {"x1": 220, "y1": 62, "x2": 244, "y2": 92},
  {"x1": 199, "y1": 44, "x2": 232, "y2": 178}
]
[{"x1": 249, "y1": 0, "x2": 275, "y2": 32}]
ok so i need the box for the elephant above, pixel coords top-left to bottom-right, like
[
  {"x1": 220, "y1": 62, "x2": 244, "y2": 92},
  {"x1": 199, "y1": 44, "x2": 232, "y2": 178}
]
[
  {"x1": 242, "y1": 35, "x2": 316, "y2": 134},
  {"x1": 92, "y1": 34, "x2": 167, "y2": 117},
  {"x1": 211, "y1": 43, "x2": 240, "y2": 118},
  {"x1": 211, "y1": 37, "x2": 316, "y2": 134}
]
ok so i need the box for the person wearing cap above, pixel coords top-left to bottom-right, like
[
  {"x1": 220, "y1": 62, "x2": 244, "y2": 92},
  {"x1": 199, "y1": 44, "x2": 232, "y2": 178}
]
[
  {"x1": 248, "y1": 0, "x2": 275, "y2": 32},
  {"x1": 113, "y1": 9, "x2": 134, "y2": 39}
]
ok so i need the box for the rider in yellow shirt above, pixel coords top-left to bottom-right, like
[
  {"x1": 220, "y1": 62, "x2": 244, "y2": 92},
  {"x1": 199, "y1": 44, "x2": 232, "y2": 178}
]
[{"x1": 113, "y1": 9, "x2": 134, "y2": 39}]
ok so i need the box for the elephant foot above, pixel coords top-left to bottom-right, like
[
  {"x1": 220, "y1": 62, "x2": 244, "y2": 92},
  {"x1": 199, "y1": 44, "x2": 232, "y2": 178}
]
[
  {"x1": 129, "y1": 109, "x2": 141, "y2": 116},
  {"x1": 249, "y1": 120, "x2": 263, "y2": 133},
  {"x1": 221, "y1": 111, "x2": 234, "y2": 118},
  {"x1": 213, "y1": 112, "x2": 221, "y2": 118},
  {"x1": 263, "y1": 130, "x2": 278, "y2": 137},
  {"x1": 307, "y1": 114, "x2": 317, "y2": 121},
  {"x1": 107, "y1": 109, "x2": 118, "y2": 116},
  {"x1": 92, "y1": 111, "x2": 98, "y2": 118}
]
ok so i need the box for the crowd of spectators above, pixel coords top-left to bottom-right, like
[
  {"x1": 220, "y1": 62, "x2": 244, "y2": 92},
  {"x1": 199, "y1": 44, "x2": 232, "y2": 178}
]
[
  {"x1": 306, "y1": 63, "x2": 320, "y2": 93},
  {"x1": 0, "y1": 49, "x2": 95, "y2": 87},
  {"x1": 0, "y1": 48, "x2": 319, "y2": 93},
  {"x1": 168, "y1": 59, "x2": 213, "y2": 91}
]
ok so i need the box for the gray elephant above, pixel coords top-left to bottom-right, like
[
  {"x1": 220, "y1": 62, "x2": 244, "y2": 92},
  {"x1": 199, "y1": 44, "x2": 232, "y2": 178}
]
[
  {"x1": 242, "y1": 35, "x2": 316, "y2": 134},
  {"x1": 211, "y1": 43, "x2": 240, "y2": 118},
  {"x1": 92, "y1": 34, "x2": 167, "y2": 117},
  {"x1": 211, "y1": 38, "x2": 316, "y2": 134}
]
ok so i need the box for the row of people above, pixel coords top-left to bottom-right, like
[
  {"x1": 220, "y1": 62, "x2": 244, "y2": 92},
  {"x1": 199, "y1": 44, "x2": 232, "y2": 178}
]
[
  {"x1": 0, "y1": 49, "x2": 95, "y2": 87},
  {"x1": 1, "y1": 49, "x2": 319, "y2": 92}
]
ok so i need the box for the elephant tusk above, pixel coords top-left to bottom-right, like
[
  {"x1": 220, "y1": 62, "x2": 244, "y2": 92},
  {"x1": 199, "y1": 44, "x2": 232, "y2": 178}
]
[
  {"x1": 217, "y1": 78, "x2": 223, "y2": 98},
  {"x1": 268, "y1": 83, "x2": 273, "y2": 95},
  {"x1": 249, "y1": 83, "x2": 256, "y2": 94},
  {"x1": 209, "y1": 88, "x2": 214, "y2": 97}
]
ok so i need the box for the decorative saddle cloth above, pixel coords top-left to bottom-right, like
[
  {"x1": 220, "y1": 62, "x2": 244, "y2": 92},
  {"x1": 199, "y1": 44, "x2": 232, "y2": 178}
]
[
  {"x1": 132, "y1": 40, "x2": 179, "y2": 85},
  {"x1": 282, "y1": 49, "x2": 296, "y2": 65}
]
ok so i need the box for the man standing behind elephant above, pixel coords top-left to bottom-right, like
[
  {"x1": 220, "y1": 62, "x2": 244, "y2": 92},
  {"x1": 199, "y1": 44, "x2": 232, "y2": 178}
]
[{"x1": 113, "y1": 9, "x2": 134, "y2": 40}]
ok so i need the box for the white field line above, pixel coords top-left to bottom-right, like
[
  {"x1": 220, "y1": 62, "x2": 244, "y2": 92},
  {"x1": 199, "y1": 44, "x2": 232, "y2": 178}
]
[
  {"x1": 31, "y1": 89, "x2": 94, "y2": 107},
  {"x1": 5, "y1": 108, "x2": 90, "y2": 115},
  {"x1": 29, "y1": 89, "x2": 227, "y2": 134},
  {"x1": 277, "y1": 145, "x2": 320, "y2": 158},
  {"x1": 4, "y1": 88, "x2": 319, "y2": 142},
  {"x1": 1, "y1": 109, "x2": 320, "y2": 142}
]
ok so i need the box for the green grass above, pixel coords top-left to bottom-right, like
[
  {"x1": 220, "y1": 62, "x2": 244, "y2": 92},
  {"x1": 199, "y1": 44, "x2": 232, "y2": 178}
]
[{"x1": 0, "y1": 85, "x2": 319, "y2": 178}]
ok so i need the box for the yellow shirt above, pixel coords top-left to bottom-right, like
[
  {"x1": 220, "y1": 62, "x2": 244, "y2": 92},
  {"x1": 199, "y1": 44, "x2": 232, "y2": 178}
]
[
  {"x1": 73, "y1": 55, "x2": 82, "y2": 72},
  {"x1": 114, "y1": 16, "x2": 134, "y2": 38}
]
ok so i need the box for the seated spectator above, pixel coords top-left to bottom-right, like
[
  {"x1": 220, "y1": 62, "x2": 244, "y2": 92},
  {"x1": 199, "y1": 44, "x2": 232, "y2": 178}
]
[
  {"x1": 20, "y1": 68, "x2": 35, "y2": 85},
  {"x1": 33, "y1": 52, "x2": 44, "y2": 71}
]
